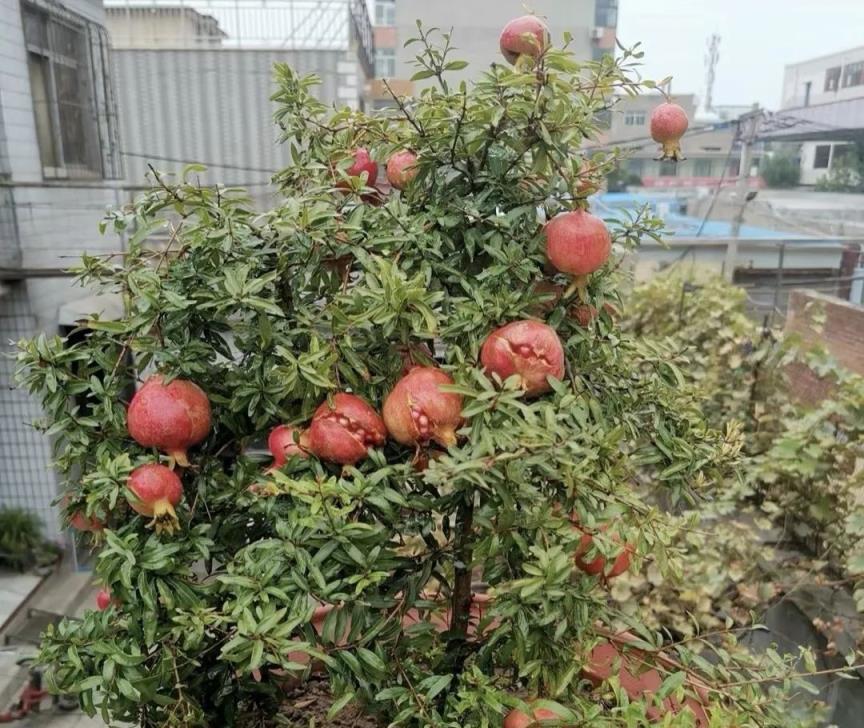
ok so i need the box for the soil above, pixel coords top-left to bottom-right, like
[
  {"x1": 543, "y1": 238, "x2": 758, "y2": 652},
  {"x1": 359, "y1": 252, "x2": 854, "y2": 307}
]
[{"x1": 279, "y1": 678, "x2": 379, "y2": 727}]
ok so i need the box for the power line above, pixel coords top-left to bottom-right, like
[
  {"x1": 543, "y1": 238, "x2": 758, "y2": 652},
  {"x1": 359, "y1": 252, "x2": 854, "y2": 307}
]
[{"x1": 121, "y1": 150, "x2": 280, "y2": 176}]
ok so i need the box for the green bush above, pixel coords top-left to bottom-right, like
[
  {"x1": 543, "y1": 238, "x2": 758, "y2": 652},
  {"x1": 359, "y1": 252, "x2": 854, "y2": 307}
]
[
  {"x1": 0, "y1": 508, "x2": 44, "y2": 570},
  {"x1": 760, "y1": 151, "x2": 801, "y2": 189}
]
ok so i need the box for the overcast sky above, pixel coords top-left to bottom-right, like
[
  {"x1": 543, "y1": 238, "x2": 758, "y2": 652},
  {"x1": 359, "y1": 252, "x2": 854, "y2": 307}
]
[{"x1": 617, "y1": 0, "x2": 864, "y2": 110}]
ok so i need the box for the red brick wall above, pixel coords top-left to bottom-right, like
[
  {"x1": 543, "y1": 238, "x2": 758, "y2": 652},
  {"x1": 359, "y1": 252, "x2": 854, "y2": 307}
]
[{"x1": 784, "y1": 290, "x2": 864, "y2": 404}]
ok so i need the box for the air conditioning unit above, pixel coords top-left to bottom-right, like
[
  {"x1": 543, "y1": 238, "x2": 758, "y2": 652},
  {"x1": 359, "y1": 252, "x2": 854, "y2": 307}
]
[{"x1": 591, "y1": 27, "x2": 605, "y2": 40}]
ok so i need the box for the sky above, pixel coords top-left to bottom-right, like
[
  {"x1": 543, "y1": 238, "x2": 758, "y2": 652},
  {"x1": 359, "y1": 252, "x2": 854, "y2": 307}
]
[{"x1": 617, "y1": 0, "x2": 864, "y2": 110}]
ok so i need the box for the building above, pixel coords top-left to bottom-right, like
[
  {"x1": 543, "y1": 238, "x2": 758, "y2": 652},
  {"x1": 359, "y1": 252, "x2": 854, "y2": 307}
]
[
  {"x1": 106, "y1": 0, "x2": 375, "y2": 190},
  {"x1": 0, "y1": 0, "x2": 124, "y2": 541},
  {"x1": 369, "y1": 0, "x2": 617, "y2": 109},
  {"x1": 779, "y1": 46, "x2": 864, "y2": 186},
  {"x1": 598, "y1": 94, "x2": 758, "y2": 189}
]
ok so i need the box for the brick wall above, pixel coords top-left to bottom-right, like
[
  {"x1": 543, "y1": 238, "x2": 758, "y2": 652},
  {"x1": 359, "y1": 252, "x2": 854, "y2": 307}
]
[{"x1": 784, "y1": 290, "x2": 864, "y2": 405}]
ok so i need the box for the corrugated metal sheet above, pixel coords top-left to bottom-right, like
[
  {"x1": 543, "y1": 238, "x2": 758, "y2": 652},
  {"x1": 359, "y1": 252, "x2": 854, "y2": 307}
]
[{"x1": 113, "y1": 48, "x2": 346, "y2": 188}]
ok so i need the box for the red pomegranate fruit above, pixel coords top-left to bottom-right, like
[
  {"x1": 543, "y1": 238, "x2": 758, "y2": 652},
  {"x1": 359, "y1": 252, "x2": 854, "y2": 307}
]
[
  {"x1": 65, "y1": 498, "x2": 104, "y2": 533},
  {"x1": 650, "y1": 102, "x2": 689, "y2": 161},
  {"x1": 127, "y1": 463, "x2": 184, "y2": 534},
  {"x1": 572, "y1": 525, "x2": 633, "y2": 580},
  {"x1": 96, "y1": 589, "x2": 113, "y2": 611},
  {"x1": 382, "y1": 367, "x2": 463, "y2": 448},
  {"x1": 499, "y1": 15, "x2": 550, "y2": 65},
  {"x1": 544, "y1": 210, "x2": 611, "y2": 278},
  {"x1": 503, "y1": 706, "x2": 563, "y2": 728},
  {"x1": 307, "y1": 393, "x2": 387, "y2": 465},
  {"x1": 127, "y1": 375, "x2": 211, "y2": 467},
  {"x1": 340, "y1": 147, "x2": 378, "y2": 187},
  {"x1": 266, "y1": 425, "x2": 309, "y2": 472},
  {"x1": 386, "y1": 150, "x2": 418, "y2": 190},
  {"x1": 480, "y1": 320, "x2": 565, "y2": 397}
]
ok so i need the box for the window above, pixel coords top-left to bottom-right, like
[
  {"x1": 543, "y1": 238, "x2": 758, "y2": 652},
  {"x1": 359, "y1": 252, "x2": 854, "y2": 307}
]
[
  {"x1": 624, "y1": 111, "x2": 646, "y2": 126},
  {"x1": 375, "y1": 0, "x2": 395, "y2": 26},
  {"x1": 626, "y1": 159, "x2": 643, "y2": 175},
  {"x1": 659, "y1": 161, "x2": 677, "y2": 177},
  {"x1": 595, "y1": 0, "x2": 618, "y2": 27},
  {"x1": 803, "y1": 81, "x2": 811, "y2": 107},
  {"x1": 22, "y1": 3, "x2": 102, "y2": 178},
  {"x1": 375, "y1": 48, "x2": 396, "y2": 78},
  {"x1": 693, "y1": 159, "x2": 712, "y2": 177},
  {"x1": 842, "y1": 61, "x2": 864, "y2": 88},
  {"x1": 824, "y1": 66, "x2": 841, "y2": 92},
  {"x1": 813, "y1": 145, "x2": 831, "y2": 169}
]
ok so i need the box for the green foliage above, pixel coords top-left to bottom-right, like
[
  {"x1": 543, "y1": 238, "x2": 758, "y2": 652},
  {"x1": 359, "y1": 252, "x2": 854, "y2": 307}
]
[
  {"x1": 0, "y1": 507, "x2": 47, "y2": 570},
  {"x1": 760, "y1": 150, "x2": 801, "y2": 189},
  {"x1": 816, "y1": 143, "x2": 864, "y2": 192},
  {"x1": 17, "y1": 29, "x2": 825, "y2": 728},
  {"x1": 605, "y1": 166, "x2": 643, "y2": 193}
]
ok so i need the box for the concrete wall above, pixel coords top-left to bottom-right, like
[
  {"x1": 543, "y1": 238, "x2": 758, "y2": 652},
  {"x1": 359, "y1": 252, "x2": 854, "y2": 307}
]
[
  {"x1": 0, "y1": 0, "x2": 122, "y2": 542},
  {"x1": 782, "y1": 46, "x2": 864, "y2": 109},
  {"x1": 394, "y1": 0, "x2": 595, "y2": 88},
  {"x1": 113, "y1": 48, "x2": 356, "y2": 189}
]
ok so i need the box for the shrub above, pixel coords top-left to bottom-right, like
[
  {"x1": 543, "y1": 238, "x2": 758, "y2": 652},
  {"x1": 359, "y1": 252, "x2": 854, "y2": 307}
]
[
  {"x1": 760, "y1": 150, "x2": 801, "y2": 189},
  {"x1": 0, "y1": 507, "x2": 45, "y2": 570},
  {"x1": 17, "y1": 26, "x2": 824, "y2": 728}
]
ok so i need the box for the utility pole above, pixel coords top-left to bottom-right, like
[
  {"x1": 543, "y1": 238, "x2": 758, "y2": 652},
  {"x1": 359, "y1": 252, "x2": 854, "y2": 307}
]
[{"x1": 725, "y1": 107, "x2": 762, "y2": 281}]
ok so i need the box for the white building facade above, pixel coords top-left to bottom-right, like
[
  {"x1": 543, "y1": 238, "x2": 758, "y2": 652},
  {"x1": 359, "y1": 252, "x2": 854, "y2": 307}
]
[{"x1": 781, "y1": 46, "x2": 864, "y2": 186}]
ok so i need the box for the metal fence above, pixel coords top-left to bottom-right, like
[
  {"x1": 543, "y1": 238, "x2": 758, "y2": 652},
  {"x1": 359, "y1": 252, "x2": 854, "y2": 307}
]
[{"x1": 104, "y1": 0, "x2": 374, "y2": 74}]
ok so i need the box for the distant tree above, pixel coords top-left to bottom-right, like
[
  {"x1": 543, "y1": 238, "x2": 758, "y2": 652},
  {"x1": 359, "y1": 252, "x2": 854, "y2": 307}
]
[
  {"x1": 605, "y1": 165, "x2": 642, "y2": 192},
  {"x1": 760, "y1": 149, "x2": 800, "y2": 188},
  {"x1": 817, "y1": 143, "x2": 864, "y2": 192}
]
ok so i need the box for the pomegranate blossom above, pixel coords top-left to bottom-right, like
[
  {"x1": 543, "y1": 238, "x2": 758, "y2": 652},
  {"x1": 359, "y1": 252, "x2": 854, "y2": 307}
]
[
  {"x1": 127, "y1": 463, "x2": 184, "y2": 534},
  {"x1": 127, "y1": 375, "x2": 211, "y2": 467},
  {"x1": 383, "y1": 367, "x2": 463, "y2": 448},
  {"x1": 499, "y1": 15, "x2": 550, "y2": 65},
  {"x1": 650, "y1": 102, "x2": 689, "y2": 161},
  {"x1": 480, "y1": 320, "x2": 565, "y2": 397},
  {"x1": 266, "y1": 425, "x2": 309, "y2": 472},
  {"x1": 544, "y1": 210, "x2": 611, "y2": 279},
  {"x1": 307, "y1": 393, "x2": 387, "y2": 465}
]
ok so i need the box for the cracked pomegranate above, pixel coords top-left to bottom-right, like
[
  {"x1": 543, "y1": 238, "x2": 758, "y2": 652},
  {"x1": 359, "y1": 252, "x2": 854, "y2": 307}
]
[
  {"x1": 127, "y1": 463, "x2": 184, "y2": 534},
  {"x1": 499, "y1": 15, "x2": 550, "y2": 65},
  {"x1": 480, "y1": 320, "x2": 565, "y2": 396},
  {"x1": 383, "y1": 366, "x2": 463, "y2": 448},
  {"x1": 307, "y1": 393, "x2": 387, "y2": 465},
  {"x1": 544, "y1": 209, "x2": 611, "y2": 278},
  {"x1": 266, "y1": 425, "x2": 309, "y2": 472},
  {"x1": 386, "y1": 150, "x2": 418, "y2": 190},
  {"x1": 127, "y1": 375, "x2": 211, "y2": 467},
  {"x1": 650, "y1": 102, "x2": 689, "y2": 161}
]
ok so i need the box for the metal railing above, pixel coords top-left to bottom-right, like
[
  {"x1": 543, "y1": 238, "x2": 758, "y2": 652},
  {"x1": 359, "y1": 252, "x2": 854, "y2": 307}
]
[{"x1": 104, "y1": 0, "x2": 374, "y2": 72}]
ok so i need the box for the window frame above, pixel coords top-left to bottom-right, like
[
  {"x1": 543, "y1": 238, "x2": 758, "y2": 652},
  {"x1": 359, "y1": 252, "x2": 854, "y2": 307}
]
[
  {"x1": 813, "y1": 144, "x2": 831, "y2": 170},
  {"x1": 623, "y1": 111, "x2": 646, "y2": 127},
  {"x1": 375, "y1": 47, "x2": 396, "y2": 78},
  {"x1": 21, "y1": 1, "x2": 104, "y2": 180},
  {"x1": 374, "y1": 0, "x2": 395, "y2": 27},
  {"x1": 841, "y1": 61, "x2": 864, "y2": 89},
  {"x1": 824, "y1": 66, "x2": 841, "y2": 92}
]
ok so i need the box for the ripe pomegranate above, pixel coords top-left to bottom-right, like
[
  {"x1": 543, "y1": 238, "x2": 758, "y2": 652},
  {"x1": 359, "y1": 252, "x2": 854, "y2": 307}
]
[
  {"x1": 339, "y1": 147, "x2": 378, "y2": 187},
  {"x1": 572, "y1": 527, "x2": 633, "y2": 579},
  {"x1": 266, "y1": 425, "x2": 309, "y2": 472},
  {"x1": 65, "y1": 498, "x2": 104, "y2": 533},
  {"x1": 499, "y1": 15, "x2": 550, "y2": 65},
  {"x1": 650, "y1": 102, "x2": 689, "y2": 161},
  {"x1": 382, "y1": 367, "x2": 463, "y2": 448},
  {"x1": 127, "y1": 463, "x2": 184, "y2": 534},
  {"x1": 480, "y1": 320, "x2": 565, "y2": 397},
  {"x1": 544, "y1": 210, "x2": 611, "y2": 278},
  {"x1": 307, "y1": 393, "x2": 387, "y2": 465},
  {"x1": 386, "y1": 150, "x2": 418, "y2": 190},
  {"x1": 127, "y1": 375, "x2": 211, "y2": 467},
  {"x1": 95, "y1": 589, "x2": 113, "y2": 611},
  {"x1": 503, "y1": 706, "x2": 563, "y2": 728}
]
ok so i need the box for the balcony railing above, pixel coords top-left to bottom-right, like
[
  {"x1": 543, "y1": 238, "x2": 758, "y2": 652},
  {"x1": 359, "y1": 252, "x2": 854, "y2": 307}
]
[{"x1": 105, "y1": 0, "x2": 374, "y2": 75}]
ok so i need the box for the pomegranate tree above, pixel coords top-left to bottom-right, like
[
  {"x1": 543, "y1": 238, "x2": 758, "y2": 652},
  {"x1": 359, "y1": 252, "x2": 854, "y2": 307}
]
[{"x1": 19, "y1": 15, "x2": 807, "y2": 728}]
